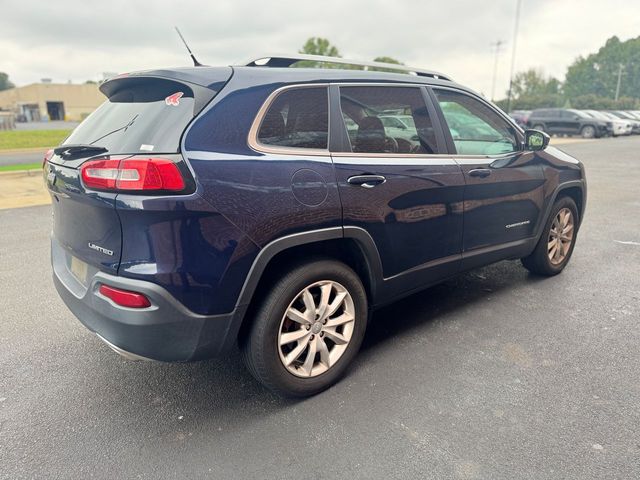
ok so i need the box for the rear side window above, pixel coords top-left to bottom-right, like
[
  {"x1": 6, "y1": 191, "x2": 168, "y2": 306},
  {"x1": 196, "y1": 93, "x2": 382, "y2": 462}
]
[
  {"x1": 64, "y1": 78, "x2": 200, "y2": 154},
  {"x1": 338, "y1": 86, "x2": 438, "y2": 154},
  {"x1": 257, "y1": 87, "x2": 328, "y2": 149},
  {"x1": 434, "y1": 89, "x2": 519, "y2": 156}
]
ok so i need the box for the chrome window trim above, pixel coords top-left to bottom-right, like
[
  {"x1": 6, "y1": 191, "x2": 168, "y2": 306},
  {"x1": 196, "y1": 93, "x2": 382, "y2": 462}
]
[
  {"x1": 249, "y1": 82, "x2": 447, "y2": 158},
  {"x1": 247, "y1": 82, "x2": 528, "y2": 160},
  {"x1": 248, "y1": 83, "x2": 331, "y2": 156}
]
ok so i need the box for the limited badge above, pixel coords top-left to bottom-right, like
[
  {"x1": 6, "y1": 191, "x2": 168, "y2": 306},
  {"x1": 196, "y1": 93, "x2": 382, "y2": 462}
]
[{"x1": 165, "y1": 92, "x2": 184, "y2": 106}]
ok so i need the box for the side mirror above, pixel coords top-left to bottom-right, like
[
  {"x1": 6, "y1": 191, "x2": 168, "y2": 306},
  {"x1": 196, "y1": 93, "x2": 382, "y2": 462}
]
[{"x1": 524, "y1": 129, "x2": 549, "y2": 151}]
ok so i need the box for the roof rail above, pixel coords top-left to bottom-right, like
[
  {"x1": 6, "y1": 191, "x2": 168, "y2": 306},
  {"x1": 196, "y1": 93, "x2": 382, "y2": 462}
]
[{"x1": 242, "y1": 54, "x2": 452, "y2": 81}]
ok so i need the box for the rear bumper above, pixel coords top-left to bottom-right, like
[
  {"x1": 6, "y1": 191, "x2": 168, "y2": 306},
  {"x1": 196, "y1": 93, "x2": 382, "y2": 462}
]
[{"x1": 52, "y1": 239, "x2": 245, "y2": 361}]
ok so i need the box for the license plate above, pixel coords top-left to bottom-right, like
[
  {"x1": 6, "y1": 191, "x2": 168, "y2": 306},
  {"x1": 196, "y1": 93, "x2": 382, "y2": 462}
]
[{"x1": 70, "y1": 255, "x2": 88, "y2": 284}]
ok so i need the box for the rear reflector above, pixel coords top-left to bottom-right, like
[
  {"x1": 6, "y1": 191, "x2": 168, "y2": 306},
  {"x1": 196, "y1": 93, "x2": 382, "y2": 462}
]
[
  {"x1": 99, "y1": 284, "x2": 151, "y2": 308},
  {"x1": 81, "y1": 157, "x2": 185, "y2": 192}
]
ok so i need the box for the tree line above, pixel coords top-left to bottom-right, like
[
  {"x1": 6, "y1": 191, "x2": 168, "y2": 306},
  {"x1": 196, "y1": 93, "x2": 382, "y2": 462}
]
[
  {"x1": 298, "y1": 36, "x2": 640, "y2": 111},
  {"x1": 496, "y1": 35, "x2": 640, "y2": 111},
  {"x1": 2, "y1": 35, "x2": 638, "y2": 111}
]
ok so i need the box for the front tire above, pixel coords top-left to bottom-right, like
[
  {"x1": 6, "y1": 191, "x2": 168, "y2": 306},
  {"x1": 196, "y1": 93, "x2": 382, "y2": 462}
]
[
  {"x1": 581, "y1": 125, "x2": 596, "y2": 139},
  {"x1": 522, "y1": 196, "x2": 579, "y2": 276},
  {"x1": 241, "y1": 259, "x2": 368, "y2": 397}
]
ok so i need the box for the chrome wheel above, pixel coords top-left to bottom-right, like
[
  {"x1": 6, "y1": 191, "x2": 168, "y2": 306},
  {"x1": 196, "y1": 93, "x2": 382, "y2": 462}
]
[
  {"x1": 277, "y1": 280, "x2": 355, "y2": 378},
  {"x1": 548, "y1": 207, "x2": 574, "y2": 265}
]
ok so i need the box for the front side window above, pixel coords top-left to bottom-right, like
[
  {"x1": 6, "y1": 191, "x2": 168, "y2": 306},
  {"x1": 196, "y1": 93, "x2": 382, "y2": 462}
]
[
  {"x1": 257, "y1": 87, "x2": 328, "y2": 150},
  {"x1": 434, "y1": 89, "x2": 519, "y2": 156},
  {"x1": 338, "y1": 86, "x2": 438, "y2": 154}
]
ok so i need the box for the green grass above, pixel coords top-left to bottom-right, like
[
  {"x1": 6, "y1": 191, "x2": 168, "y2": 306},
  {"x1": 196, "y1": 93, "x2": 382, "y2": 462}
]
[
  {"x1": 0, "y1": 130, "x2": 71, "y2": 151},
  {"x1": 0, "y1": 162, "x2": 42, "y2": 172}
]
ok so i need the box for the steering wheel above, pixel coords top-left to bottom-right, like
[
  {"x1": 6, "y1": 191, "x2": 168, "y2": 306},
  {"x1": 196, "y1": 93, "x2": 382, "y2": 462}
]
[{"x1": 383, "y1": 136, "x2": 399, "y2": 153}]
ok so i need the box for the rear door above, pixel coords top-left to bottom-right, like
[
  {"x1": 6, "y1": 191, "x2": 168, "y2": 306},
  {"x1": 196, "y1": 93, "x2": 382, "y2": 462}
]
[
  {"x1": 431, "y1": 87, "x2": 545, "y2": 263},
  {"x1": 545, "y1": 109, "x2": 563, "y2": 133},
  {"x1": 331, "y1": 84, "x2": 465, "y2": 289},
  {"x1": 560, "y1": 110, "x2": 581, "y2": 135},
  {"x1": 47, "y1": 74, "x2": 225, "y2": 276}
]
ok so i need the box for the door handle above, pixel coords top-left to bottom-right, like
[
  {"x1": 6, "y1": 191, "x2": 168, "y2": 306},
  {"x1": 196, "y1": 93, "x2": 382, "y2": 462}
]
[
  {"x1": 347, "y1": 175, "x2": 387, "y2": 188},
  {"x1": 468, "y1": 168, "x2": 492, "y2": 178}
]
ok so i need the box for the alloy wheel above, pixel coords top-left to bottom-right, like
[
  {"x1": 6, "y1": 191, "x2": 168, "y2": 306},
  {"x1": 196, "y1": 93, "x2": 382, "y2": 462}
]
[
  {"x1": 277, "y1": 280, "x2": 355, "y2": 378},
  {"x1": 548, "y1": 207, "x2": 574, "y2": 265}
]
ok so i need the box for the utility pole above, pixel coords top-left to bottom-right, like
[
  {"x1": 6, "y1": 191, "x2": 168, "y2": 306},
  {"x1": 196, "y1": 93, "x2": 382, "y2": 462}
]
[
  {"x1": 491, "y1": 40, "x2": 504, "y2": 102},
  {"x1": 614, "y1": 63, "x2": 625, "y2": 101},
  {"x1": 506, "y1": 0, "x2": 522, "y2": 113}
]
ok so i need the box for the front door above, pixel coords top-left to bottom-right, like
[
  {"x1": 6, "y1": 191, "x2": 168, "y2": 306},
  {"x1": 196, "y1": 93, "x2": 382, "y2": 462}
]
[
  {"x1": 560, "y1": 109, "x2": 581, "y2": 135},
  {"x1": 331, "y1": 85, "x2": 466, "y2": 290},
  {"x1": 432, "y1": 88, "x2": 546, "y2": 259}
]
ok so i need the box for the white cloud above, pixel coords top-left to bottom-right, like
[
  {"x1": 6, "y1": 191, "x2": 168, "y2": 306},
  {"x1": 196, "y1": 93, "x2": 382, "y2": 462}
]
[{"x1": 1, "y1": 0, "x2": 638, "y2": 98}]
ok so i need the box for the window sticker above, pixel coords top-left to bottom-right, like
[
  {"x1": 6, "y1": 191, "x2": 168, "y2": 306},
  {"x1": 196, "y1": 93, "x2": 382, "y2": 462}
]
[
  {"x1": 165, "y1": 92, "x2": 184, "y2": 106},
  {"x1": 140, "y1": 144, "x2": 154, "y2": 151}
]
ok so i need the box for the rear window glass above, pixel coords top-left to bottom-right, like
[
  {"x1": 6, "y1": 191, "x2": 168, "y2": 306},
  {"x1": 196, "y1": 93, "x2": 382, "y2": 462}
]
[
  {"x1": 257, "y1": 87, "x2": 328, "y2": 149},
  {"x1": 339, "y1": 86, "x2": 438, "y2": 154},
  {"x1": 63, "y1": 79, "x2": 196, "y2": 154}
]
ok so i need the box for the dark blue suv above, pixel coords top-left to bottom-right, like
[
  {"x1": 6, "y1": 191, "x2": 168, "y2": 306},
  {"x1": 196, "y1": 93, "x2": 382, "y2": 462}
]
[{"x1": 47, "y1": 55, "x2": 586, "y2": 397}]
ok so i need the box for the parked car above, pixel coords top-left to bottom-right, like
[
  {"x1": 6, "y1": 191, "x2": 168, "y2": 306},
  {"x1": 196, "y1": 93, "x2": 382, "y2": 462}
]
[
  {"x1": 582, "y1": 110, "x2": 632, "y2": 136},
  {"x1": 47, "y1": 54, "x2": 587, "y2": 397},
  {"x1": 608, "y1": 111, "x2": 640, "y2": 134},
  {"x1": 379, "y1": 114, "x2": 420, "y2": 144},
  {"x1": 527, "y1": 108, "x2": 610, "y2": 138},
  {"x1": 508, "y1": 110, "x2": 531, "y2": 127}
]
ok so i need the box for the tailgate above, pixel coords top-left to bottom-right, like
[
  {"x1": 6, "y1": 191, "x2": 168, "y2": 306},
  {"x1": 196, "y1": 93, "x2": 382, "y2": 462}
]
[{"x1": 47, "y1": 159, "x2": 121, "y2": 275}]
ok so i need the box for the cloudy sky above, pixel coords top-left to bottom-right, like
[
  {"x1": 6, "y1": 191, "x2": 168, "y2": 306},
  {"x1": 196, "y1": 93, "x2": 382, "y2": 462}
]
[{"x1": 1, "y1": 0, "x2": 638, "y2": 98}]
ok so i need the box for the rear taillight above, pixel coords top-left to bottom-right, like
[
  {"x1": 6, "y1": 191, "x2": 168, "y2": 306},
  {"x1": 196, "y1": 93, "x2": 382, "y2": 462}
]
[
  {"x1": 43, "y1": 149, "x2": 54, "y2": 168},
  {"x1": 80, "y1": 157, "x2": 185, "y2": 192},
  {"x1": 99, "y1": 284, "x2": 151, "y2": 308}
]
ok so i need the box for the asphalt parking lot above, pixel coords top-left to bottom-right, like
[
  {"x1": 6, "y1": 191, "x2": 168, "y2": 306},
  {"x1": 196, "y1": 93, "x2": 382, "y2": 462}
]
[{"x1": 1, "y1": 137, "x2": 639, "y2": 479}]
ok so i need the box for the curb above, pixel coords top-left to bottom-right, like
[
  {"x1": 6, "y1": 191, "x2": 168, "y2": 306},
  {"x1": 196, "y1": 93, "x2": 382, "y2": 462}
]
[
  {"x1": 0, "y1": 168, "x2": 43, "y2": 178},
  {"x1": 0, "y1": 169, "x2": 50, "y2": 210},
  {"x1": 0, "y1": 147, "x2": 49, "y2": 155}
]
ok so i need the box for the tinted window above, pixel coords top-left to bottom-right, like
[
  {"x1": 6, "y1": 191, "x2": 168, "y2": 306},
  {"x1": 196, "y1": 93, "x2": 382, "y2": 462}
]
[
  {"x1": 435, "y1": 89, "x2": 519, "y2": 155},
  {"x1": 257, "y1": 87, "x2": 328, "y2": 149},
  {"x1": 338, "y1": 86, "x2": 438, "y2": 154},
  {"x1": 64, "y1": 78, "x2": 198, "y2": 154},
  {"x1": 530, "y1": 109, "x2": 549, "y2": 118},
  {"x1": 562, "y1": 110, "x2": 582, "y2": 119}
]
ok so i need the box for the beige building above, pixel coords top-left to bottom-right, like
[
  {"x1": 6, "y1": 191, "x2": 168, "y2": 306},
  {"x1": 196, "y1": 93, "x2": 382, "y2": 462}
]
[{"x1": 0, "y1": 83, "x2": 104, "y2": 122}]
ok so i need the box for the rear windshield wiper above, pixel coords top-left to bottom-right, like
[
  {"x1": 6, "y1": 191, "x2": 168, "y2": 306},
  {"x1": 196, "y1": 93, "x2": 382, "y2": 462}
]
[
  {"x1": 88, "y1": 114, "x2": 139, "y2": 146},
  {"x1": 54, "y1": 144, "x2": 109, "y2": 159}
]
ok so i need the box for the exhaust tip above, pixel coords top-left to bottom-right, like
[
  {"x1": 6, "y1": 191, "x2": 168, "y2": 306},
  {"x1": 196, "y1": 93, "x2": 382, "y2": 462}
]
[{"x1": 96, "y1": 334, "x2": 155, "y2": 362}]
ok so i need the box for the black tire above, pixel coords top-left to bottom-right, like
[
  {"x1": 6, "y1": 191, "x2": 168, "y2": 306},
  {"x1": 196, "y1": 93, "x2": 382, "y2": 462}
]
[
  {"x1": 522, "y1": 196, "x2": 579, "y2": 276},
  {"x1": 241, "y1": 259, "x2": 368, "y2": 397},
  {"x1": 581, "y1": 125, "x2": 596, "y2": 139}
]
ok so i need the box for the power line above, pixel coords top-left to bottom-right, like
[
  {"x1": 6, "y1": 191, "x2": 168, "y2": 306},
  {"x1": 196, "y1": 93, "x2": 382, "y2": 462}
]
[
  {"x1": 614, "y1": 64, "x2": 626, "y2": 101},
  {"x1": 490, "y1": 40, "x2": 505, "y2": 102},
  {"x1": 506, "y1": 0, "x2": 522, "y2": 112}
]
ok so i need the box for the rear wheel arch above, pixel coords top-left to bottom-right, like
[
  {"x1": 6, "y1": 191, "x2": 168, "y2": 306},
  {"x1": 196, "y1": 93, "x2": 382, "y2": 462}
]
[{"x1": 236, "y1": 232, "x2": 381, "y2": 343}]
